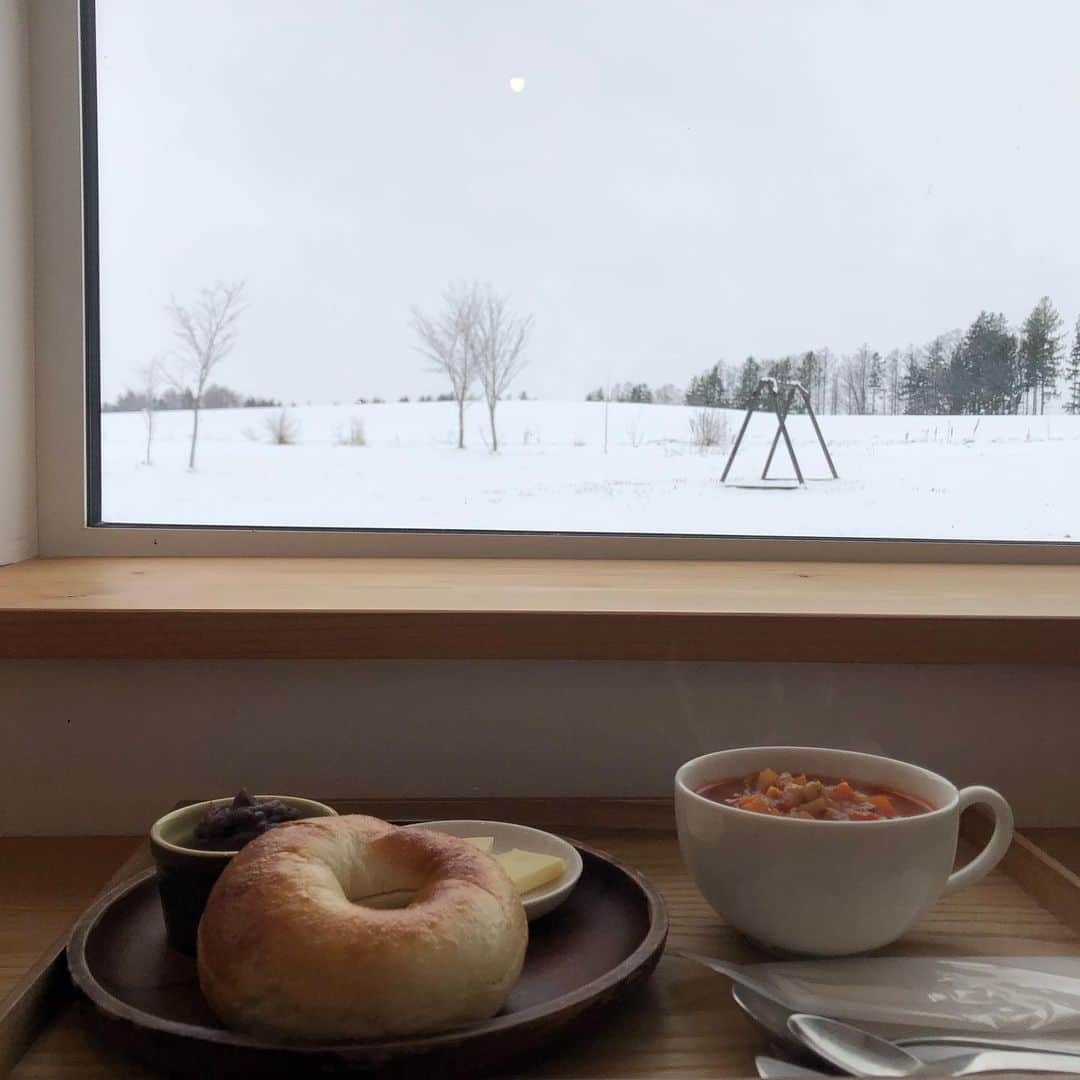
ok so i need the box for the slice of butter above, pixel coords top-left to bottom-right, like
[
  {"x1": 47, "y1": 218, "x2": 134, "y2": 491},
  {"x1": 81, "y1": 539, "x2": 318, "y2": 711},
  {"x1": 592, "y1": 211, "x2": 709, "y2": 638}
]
[
  {"x1": 495, "y1": 848, "x2": 566, "y2": 896},
  {"x1": 463, "y1": 836, "x2": 495, "y2": 853}
]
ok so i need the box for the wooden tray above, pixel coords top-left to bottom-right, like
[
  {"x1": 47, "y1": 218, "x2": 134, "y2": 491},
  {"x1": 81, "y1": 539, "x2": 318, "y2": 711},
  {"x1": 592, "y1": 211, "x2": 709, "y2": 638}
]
[
  {"x1": 7, "y1": 799, "x2": 1080, "y2": 1078},
  {"x1": 64, "y1": 840, "x2": 667, "y2": 1077}
]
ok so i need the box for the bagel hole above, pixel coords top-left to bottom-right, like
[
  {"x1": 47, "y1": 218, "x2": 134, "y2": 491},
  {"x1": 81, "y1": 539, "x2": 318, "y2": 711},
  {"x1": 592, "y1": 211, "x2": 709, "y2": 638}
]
[{"x1": 352, "y1": 888, "x2": 417, "y2": 910}]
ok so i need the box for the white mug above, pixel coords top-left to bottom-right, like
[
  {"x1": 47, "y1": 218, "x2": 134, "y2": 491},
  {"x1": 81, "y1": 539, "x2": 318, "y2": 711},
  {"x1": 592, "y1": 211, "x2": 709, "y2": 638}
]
[{"x1": 675, "y1": 746, "x2": 1013, "y2": 956}]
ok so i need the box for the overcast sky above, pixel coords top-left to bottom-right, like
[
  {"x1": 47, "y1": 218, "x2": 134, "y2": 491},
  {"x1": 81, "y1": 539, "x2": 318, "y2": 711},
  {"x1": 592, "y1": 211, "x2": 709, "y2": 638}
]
[{"x1": 95, "y1": 0, "x2": 1080, "y2": 404}]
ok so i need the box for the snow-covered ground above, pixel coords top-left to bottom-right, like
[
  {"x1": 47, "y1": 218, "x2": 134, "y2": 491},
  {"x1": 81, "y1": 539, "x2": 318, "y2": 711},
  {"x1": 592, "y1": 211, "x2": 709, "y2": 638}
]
[{"x1": 100, "y1": 401, "x2": 1080, "y2": 540}]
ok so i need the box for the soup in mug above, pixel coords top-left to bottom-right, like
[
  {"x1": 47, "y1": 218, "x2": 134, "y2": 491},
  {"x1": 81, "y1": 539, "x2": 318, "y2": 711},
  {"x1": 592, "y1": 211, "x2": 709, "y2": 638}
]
[{"x1": 696, "y1": 768, "x2": 933, "y2": 821}]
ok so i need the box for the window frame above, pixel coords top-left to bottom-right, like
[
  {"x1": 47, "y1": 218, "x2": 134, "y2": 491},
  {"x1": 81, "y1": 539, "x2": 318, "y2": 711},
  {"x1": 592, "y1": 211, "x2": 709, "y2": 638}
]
[{"x1": 27, "y1": 0, "x2": 1080, "y2": 564}]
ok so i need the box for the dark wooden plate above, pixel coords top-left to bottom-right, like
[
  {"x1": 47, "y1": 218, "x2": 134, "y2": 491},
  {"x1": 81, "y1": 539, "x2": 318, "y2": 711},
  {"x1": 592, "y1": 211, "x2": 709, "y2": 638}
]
[{"x1": 67, "y1": 840, "x2": 668, "y2": 1077}]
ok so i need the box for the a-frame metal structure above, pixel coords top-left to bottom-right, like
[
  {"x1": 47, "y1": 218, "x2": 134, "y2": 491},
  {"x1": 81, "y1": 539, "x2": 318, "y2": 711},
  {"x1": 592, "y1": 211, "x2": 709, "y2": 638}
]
[{"x1": 721, "y1": 378, "x2": 838, "y2": 486}]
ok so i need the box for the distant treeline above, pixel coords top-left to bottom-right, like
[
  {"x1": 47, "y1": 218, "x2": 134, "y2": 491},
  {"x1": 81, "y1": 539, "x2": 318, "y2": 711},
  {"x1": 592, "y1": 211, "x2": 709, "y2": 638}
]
[
  {"x1": 105, "y1": 387, "x2": 532, "y2": 411},
  {"x1": 107, "y1": 298, "x2": 1080, "y2": 420},
  {"x1": 586, "y1": 382, "x2": 682, "y2": 405},
  {"x1": 104, "y1": 384, "x2": 281, "y2": 412},
  {"x1": 589, "y1": 299, "x2": 1080, "y2": 417}
]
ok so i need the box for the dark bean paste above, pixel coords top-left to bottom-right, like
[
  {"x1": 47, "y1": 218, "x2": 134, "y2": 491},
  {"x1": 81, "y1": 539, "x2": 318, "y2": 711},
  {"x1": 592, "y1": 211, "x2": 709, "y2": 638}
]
[{"x1": 192, "y1": 790, "x2": 307, "y2": 851}]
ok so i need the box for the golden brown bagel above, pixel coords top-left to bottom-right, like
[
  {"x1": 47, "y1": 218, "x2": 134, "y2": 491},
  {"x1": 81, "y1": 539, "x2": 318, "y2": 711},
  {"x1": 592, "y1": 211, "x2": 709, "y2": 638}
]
[{"x1": 196, "y1": 814, "x2": 527, "y2": 1041}]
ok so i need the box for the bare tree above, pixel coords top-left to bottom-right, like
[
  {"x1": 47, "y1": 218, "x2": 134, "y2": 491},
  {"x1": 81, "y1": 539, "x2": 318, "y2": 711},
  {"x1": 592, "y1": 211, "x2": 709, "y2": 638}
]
[
  {"x1": 411, "y1": 282, "x2": 481, "y2": 449},
  {"x1": 841, "y1": 345, "x2": 872, "y2": 415},
  {"x1": 886, "y1": 348, "x2": 902, "y2": 415},
  {"x1": 140, "y1": 357, "x2": 163, "y2": 466},
  {"x1": 167, "y1": 281, "x2": 245, "y2": 468},
  {"x1": 475, "y1": 286, "x2": 532, "y2": 452},
  {"x1": 815, "y1": 347, "x2": 834, "y2": 413}
]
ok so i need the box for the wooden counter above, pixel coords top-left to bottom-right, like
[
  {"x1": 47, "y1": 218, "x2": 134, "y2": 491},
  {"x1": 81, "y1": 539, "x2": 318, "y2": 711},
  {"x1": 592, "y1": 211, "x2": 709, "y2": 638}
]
[
  {"x1": 5, "y1": 802, "x2": 1080, "y2": 1077},
  {"x1": 3, "y1": 557, "x2": 1080, "y2": 662}
]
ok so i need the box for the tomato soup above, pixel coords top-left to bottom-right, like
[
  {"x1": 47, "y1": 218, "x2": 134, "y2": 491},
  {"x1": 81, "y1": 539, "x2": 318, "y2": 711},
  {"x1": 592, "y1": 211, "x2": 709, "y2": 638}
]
[{"x1": 696, "y1": 768, "x2": 933, "y2": 821}]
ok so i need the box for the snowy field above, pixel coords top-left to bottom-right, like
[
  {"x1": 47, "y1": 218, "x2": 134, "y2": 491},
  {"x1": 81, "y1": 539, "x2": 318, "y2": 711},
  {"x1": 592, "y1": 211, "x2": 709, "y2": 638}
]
[{"x1": 100, "y1": 401, "x2": 1080, "y2": 541}]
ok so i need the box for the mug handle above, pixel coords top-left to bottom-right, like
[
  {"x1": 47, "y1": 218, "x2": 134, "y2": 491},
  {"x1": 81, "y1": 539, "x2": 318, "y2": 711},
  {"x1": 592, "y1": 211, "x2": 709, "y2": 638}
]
[{"x1": 942, "y1": 786, "x2": 1014, "y2": 896}]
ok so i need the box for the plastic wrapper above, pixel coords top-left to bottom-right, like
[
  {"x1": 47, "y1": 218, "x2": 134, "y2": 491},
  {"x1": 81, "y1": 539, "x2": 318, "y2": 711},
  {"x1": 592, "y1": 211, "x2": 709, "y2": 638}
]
[{"x1": 678, "y1": 953, "x2": 1080, "y2": 1044}]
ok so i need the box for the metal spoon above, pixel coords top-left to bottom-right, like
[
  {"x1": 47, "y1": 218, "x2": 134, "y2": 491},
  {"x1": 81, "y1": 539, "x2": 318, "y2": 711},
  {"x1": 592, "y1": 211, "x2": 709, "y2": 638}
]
[
  {"x1": 756, "y1": 1054, "x2": 828, "y2": 1078},
  {"x1": 733, "y1": 984, "x2": 813, "y2": 1056},
  {"x1": 790, "y1": 1014, "x2": 1080, "y2": 1076}
]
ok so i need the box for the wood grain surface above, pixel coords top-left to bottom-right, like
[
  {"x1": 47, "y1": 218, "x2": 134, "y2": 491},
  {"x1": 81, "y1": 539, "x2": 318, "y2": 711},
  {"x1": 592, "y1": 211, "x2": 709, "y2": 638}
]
[
  {"x1": 2, "y1": 557, "x2": 1080, "y2": 661},
  {"x1": 0, "y1": 839, "x2": 140, "y2": 1078},
  {"x1": 5, "y1": 801, "x2": 1080, "y2": 1078},
  {"x1": 1024, "y1": 829, "x2": 1080, "y2": 878},
  {"x1": 0, "y1": 839, "x2": 139, "y2": 999}
]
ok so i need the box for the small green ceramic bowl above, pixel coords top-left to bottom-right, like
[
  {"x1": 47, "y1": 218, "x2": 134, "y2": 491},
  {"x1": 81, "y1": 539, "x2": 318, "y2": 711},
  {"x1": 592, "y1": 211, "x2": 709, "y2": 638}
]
[{"x1": 149, "y1": 795, "x2": 337, "y2": 955}]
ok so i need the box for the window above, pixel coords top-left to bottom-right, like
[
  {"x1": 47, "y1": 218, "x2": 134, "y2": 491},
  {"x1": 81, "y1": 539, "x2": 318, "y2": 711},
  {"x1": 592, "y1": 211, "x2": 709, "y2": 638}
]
[{"x1": 85, "y1": 1, "x2": 1080, "y2": 544}]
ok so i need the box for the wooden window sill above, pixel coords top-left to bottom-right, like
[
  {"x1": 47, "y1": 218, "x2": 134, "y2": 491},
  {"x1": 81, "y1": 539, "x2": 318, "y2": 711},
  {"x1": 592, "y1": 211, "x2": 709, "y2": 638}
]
[{"x1": 0, "y1": 557, "x2": 1078, "y2": 662}]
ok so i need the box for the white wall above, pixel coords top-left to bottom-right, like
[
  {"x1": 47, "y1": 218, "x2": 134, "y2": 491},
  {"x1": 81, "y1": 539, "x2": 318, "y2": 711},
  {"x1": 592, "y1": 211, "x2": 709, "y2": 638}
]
[
  {"x1": 1, "y1": 659, "x2": 1075, "y2": 834},
  {"x1": 0, "y1": 0, "x2": 36, "y2": 564}
]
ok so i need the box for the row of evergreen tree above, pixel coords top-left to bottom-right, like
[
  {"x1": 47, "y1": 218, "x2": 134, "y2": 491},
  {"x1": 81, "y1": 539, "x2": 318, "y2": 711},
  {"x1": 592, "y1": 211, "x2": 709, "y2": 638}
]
[
  {"x1": 901, "y1": 299, "x2": 1076, "y2": 416},
  {"x1": 597, "y1": 299, "x2": 1080, "y2": 417}
]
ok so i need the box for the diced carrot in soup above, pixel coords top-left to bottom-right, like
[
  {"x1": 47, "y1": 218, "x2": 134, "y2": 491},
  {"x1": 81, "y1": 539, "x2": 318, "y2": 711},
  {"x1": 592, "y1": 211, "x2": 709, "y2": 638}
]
[
  {"x1": 833, "y1": 781, "x2": 856, "y2": 801},
  {"x1": 869, "y1": 794, "x2": 897, "y2": 817},
  {"x1": 737, "y1": 794, "x2": 771, "y2": 813}
]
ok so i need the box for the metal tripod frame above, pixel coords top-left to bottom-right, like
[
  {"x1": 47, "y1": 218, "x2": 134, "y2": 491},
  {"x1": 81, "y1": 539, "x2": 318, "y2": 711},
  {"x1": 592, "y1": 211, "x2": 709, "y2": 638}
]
[{"x1": 721, "y1": 379, "x2": 838, "y2": 484}]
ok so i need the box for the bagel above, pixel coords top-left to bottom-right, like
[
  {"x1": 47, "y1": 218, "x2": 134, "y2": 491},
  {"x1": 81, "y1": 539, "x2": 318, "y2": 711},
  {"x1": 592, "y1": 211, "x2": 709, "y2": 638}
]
[{"x1": 196, "y1": 814, "x2": 527, "y2": 1041}]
